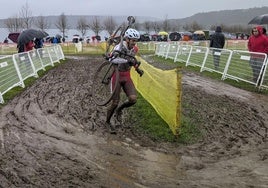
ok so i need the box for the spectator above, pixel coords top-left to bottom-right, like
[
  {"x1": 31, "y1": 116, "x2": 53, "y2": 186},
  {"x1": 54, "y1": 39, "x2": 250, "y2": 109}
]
[
  {"x1": 262, "y1": 27, "x2": 267, "y2": 36},
  {"x1": 17, "y1": 44, "x2": 24, "y2": 53},
  {"x1": 209, "y1": 26, "x2": 225, "y2": 70},
  {"x1": 91, "y1": 36, "x2": 96, "y2": 43},
  {"x1": 248, "y1": 26, "x2": 268, "y2": 83},
  {"x1": 24, "y1": 40, "x2": 35, "y2": 52},
  {"x1": 52, "y1": 37, "x2": 58, "y2": 44},
  {"x1": 17, "y1": 40, "x2": 35, "y2": 53},
  {"x1": 34, "y1": 38, "x2": 44, "y2": 49},
  {"x1": 3, "y1": 38, "x2": 8, "y2": 44}
]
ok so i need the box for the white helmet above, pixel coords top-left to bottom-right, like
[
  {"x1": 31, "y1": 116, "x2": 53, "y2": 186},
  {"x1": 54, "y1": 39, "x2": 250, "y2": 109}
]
[{"x1": 124, "y1": 28, "x2": 140, "y2": 39}]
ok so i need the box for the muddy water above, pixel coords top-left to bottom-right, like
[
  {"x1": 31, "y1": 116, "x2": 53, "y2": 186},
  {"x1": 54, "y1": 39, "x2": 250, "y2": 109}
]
[{"x1": 0, "y1": 56, "x2": 267, "y2": 188}]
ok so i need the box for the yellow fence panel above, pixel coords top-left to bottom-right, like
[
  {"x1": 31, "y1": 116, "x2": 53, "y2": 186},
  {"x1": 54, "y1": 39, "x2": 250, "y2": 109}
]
[{"x1": 131, "y1": 56, "x2": 182, "y2": 135}]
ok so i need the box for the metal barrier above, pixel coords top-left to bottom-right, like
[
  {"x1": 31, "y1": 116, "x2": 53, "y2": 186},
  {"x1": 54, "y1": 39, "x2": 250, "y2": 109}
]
[
  {"x1": 0, "y1": 45, "x2": 64, "y2": 104},
  {"x1": 260, "y1": 62, "x2": 268, "y2": 89},
  {"x1": 223, "y1": 50, "x2": 267, "y2": 86},
  {"x1": 201, "y1": 48, "x2": 233, "y2": 75},
  {"x1": 0, "y1": 55, "x2": 22, "y2": 103},
  {"x1": 186, "y1": 46, "x2": 209, "y2": 68},
  {"x1": 174, "y1": 45, "x2": 192, "y2": 64},
  {"x1": 165, "y1": 43, "x2": 180, "y2": 60},
  {"x1": 154, "y1": 42, "x2": 268, "y2": 90}
]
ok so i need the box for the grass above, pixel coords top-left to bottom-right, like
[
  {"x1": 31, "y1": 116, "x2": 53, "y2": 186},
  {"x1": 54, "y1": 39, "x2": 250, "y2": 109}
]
[
  {"x1": 128, "y1": 92, "x2": 202, "y2": 144},
  {"x1": 0, "y1": 62, "x2": 64, "y2": 108}
]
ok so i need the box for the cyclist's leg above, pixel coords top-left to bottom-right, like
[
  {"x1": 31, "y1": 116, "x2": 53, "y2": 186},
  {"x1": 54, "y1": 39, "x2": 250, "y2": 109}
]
[
  {"x1": 106, "y1": 83, "x2": 121, "y2": 124},
  {"x1": 115, "y1": 79, "x2": 137, "y2": 121}
]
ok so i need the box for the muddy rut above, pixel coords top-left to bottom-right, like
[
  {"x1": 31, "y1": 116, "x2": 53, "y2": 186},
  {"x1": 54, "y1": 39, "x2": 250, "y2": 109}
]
[{"x1": 0, "y1": 56, "x2": 267, "y2": 188}]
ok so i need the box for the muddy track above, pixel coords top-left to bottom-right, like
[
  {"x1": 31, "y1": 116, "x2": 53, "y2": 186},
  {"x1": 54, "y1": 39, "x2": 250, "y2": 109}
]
[{"x1": 0, "y1": 56, "x2": 267, "y2": 188}]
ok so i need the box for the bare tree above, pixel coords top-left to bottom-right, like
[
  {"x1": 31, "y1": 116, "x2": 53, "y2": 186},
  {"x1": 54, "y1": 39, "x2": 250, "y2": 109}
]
[
  {"x1": 55, "y1": 13, "x2": 69, "y2": 39},
  {"x1": 76, "y1": 17, "x2": 89, "y2": 38},
  {"x1": 152, "y1": 21, "x2": 161, "y2": 33},
  {"x1": 103, "y1": 16, "x2": 117, "y2": 36},
  {"x1": 190, "y1": 21, "x2": 203, "y2": 31},
  {"x1": 4, "y1": 15, "x2": 23, "y2": 32},
  {"x1": 143, "y1": 21, "x2": 152, "y2": 34},
  {"x1": 170, "y1": 21, "x2": 181, "y2": 32},
  {"x1": 162, "y1": 15, "x2": 171, "y2": 32},
  {"x1": 20, "y1": 2, "x2": 34, "y2": 29},
  {"x1": 89, "y1": 16, "x2": 103, "y2": 36},
  {"x1": 183, "y1": 23, "x2": 191, "y2": 31},
  {"x1": 132, "y1": 17, "x2": 141, "y2": 30},
  {"x1": 35, "y1": 15, "x2": 50, "y2": 31}
]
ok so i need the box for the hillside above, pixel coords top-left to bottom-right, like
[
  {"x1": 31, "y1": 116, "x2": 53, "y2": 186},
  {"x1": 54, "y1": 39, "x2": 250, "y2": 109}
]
[
  {"x1": 170, "y1": 6, "x2": 268, "y2": 28},
  {"x1": 0, "y1": 6, "x2": 267, "y2": 29}
]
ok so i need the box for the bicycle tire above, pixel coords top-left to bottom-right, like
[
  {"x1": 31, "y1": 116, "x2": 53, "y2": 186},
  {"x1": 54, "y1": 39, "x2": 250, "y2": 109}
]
[{"x1": 92, "y1": 61, "x2": 119, "y2": 106}]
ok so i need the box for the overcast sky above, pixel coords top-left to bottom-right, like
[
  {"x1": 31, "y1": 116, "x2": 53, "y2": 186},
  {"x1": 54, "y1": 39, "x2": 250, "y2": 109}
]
[{"x1": 1, "y1": 0, "x2": 268, "y2": 19}]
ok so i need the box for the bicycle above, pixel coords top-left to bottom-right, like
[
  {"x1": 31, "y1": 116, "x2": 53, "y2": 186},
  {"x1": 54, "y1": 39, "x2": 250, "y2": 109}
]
[{"x1": 91, "y1": 16, "x2": 143, "y2": 106}]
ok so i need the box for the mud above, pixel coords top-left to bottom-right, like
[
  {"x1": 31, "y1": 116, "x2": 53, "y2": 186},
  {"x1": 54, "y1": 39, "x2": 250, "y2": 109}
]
[{"x1": 0, "y1": 55, "x2": 267, "y2": 188}]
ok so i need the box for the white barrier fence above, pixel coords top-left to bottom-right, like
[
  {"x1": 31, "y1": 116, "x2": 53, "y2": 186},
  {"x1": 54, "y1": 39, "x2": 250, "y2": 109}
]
[
  {"x1": 155, "y1": 42, "x2": 268, "y2": 90},
  {"x1": 0, "y1": 45, "x2": 65, "y2": 104}
]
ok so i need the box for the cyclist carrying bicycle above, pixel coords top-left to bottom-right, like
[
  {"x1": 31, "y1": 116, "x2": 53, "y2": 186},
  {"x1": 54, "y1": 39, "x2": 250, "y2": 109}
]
[{"x1": 105, "y1": 28, "x2": 142, "y2": 132}]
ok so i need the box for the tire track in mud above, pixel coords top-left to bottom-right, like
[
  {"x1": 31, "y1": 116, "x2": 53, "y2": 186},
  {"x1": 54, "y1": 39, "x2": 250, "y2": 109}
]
[
  {"x1": 0, "y1": 56, "x2": 267, "y2": 187},
  {"x1": 0, "y1": 57, "x2": 105, "y2": 187},
  {"x1": 0, "y1": 57, "x2": 158, "y2": 187}
]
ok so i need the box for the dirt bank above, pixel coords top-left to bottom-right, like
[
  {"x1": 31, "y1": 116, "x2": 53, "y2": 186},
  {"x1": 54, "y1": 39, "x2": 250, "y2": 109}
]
[{"x1": 0, "y1": 55, "x2": 267, "y2": 188}]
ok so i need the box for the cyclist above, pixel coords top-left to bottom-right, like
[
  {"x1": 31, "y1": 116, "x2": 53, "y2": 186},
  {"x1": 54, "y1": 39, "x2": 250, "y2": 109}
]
[{"x1": 105, "y1": 28, "x2": 141, "y2": 132}]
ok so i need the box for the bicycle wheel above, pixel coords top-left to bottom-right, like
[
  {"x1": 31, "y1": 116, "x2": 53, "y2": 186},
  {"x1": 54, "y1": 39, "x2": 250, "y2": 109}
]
[{"x1": 92, "y1": 61, "x2": 119, "y2": 106}]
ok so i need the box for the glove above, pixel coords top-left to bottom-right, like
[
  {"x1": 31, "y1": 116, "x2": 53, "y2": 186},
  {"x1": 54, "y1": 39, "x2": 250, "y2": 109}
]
[
  {"x1": 128, "y1": 57, "x2": 137, "y2": 66},
  {"x1": 135, "y1": 61, "x2": 141, "y2": 67},
  {"x1": 136, "y1": 68, "x2": 144, "y2": 77}
]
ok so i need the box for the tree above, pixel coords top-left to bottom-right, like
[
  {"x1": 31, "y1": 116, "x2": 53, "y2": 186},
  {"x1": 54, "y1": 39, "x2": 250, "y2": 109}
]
[
  {"x1": 20, "y1": 2, "x2": 34, "y2": 29},
  {"x1": 77, "y1": 17, "x2": 89, "y2": 38},
  {"x1": 152, "y1": 21, "x2": 161, "y2": 33},
  {"x1": 103, "y1": 16, "x2": 117, "y2": 36},
  {"x1": 190, "y1": 21, "x2": 202, "y2": 31},
  {"x1": 162, "y1": 15, "x2": 171, "y2": 32},
  {"x1": 89, "y1": 16, "x2": 103, "y2": 36},
  {"x1": 143, "y1": 21, "x2": 152, "y2": 34},
  {"x1": 4, "y1": 15, "x2": 23, "y2": 32},
  {"x1": 132, "y1": 17, "x2": 141, "y2": 31},
  {"x1": 55, "y1": 13, "x2": 69, "y2": 40},
  {"x1": 183, "y1": 23, "x2": 191, "y2": 31},
  {"x1": 170, "y1": 21, "x2": 181, "y2": 32},
  {"x1": 35, "y1": 15, "x2": 50, "y2": 31}
]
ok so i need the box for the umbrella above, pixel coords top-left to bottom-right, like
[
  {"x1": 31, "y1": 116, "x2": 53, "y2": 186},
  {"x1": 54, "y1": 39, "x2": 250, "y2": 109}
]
[
  {"x1": 37, "y1": 30, "x2": 49, "y2": 38},
  {"x1": 8, "y1": 32, "x2": 20, "y2": 43},
  {"x1": 169, "y1": 32, "x2": 181, "y2": 41},
  {"x1": 194, "y1": 30, "x2": 205, "y2": 35},
  {"x1": 248, "y1": 14, "x2": 268, "y2": 25},
  {"x1": 56, "y1": 34, "x2": 62, "y2": 38},
  {"x1": 158, "y1": 31, "x2": 169, "y2": 35},
  {"x1": 17, "y1": 29, "x2": 45, "y2": 46},
  {"x1": 179, "y1": 31, "x2": 192, "y2": 36}
]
